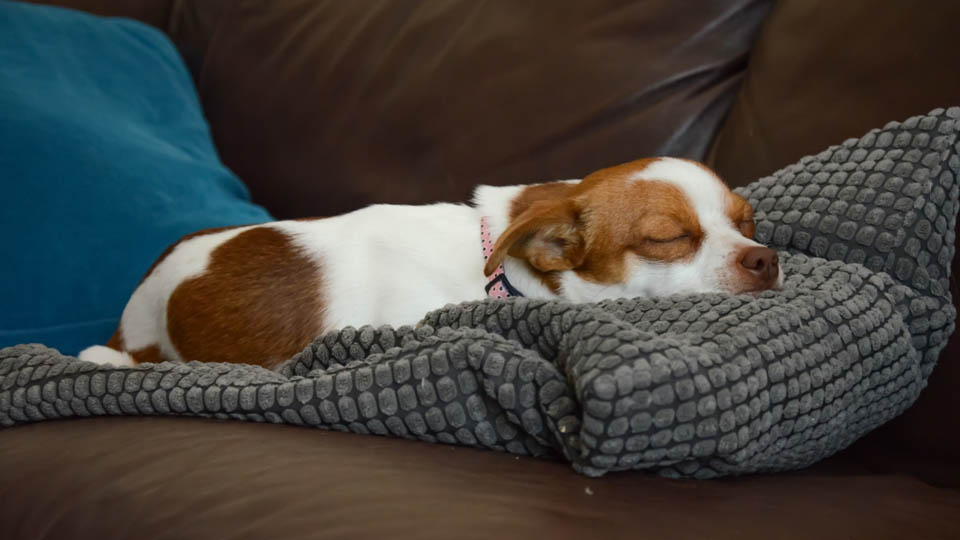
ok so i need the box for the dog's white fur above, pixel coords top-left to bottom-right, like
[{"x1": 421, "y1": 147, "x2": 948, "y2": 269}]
[{"x1": 79, "y1": 158, "x2": 780, "y2": 367}]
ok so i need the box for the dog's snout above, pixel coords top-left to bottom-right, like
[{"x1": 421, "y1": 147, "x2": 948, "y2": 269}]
[{"x1": 739, "y1": 246, "x2": 779, "y2": 282}]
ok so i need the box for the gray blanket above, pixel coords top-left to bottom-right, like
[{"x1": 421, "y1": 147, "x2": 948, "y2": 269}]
[{"x1": 2, "y1": 107, "x2": 957, "y2": 478}]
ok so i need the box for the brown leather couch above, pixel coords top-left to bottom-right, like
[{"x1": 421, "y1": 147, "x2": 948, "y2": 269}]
[{"x1": 4, "y1": 1, "x2": 959, "y2": 538}]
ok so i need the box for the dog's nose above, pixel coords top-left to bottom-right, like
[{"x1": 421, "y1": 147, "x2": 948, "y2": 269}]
[{"x1": 739, "y1": 246, "x2": 779, "y2": 282}]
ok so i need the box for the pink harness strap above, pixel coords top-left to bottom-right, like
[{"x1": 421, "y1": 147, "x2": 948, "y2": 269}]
[{"x1": 480, "y1": 216, "x2": 522, "y2": 299}]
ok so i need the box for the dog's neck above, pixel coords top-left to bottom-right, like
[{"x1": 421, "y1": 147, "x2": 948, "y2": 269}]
[{"x1": 471, "y1": 183, "x2": 575, "y2": 301}]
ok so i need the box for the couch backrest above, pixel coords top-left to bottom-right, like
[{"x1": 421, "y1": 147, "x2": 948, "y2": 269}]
[{"x1": 35, "y1": 0, "x2": 774, "y2": 219}]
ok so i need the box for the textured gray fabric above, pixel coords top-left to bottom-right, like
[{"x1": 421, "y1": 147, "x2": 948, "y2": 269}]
[{"x1": 1, "y1": 107, "x2": 958, "y2": 478}]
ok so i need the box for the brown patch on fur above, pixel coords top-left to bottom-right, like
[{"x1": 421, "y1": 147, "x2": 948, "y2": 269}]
[
  {"x1": 166, "y1": 226, "x2": 325, "y2": 368},
  {"x1": 129, "y1": 345, "x2": 163, "y2": 365},
  {"x1": 727, "y1": 193, "x2": 756, "y2": 239},
  {"x1": 102, "y1": 327, "x2": 164, "y2": 365},
  {"x1": 139, "y1": 226, "x2": 242, "y2": 285},
  {"x1": 580, "y1": 178, "x2": 702, "y2": 284},
  {"x1": 96, "y1": 226, "x2": 248, "y2": 363},
  {"x1": 497, "y1": 183, "x2": 578, "y2": 293},
  {"x1": 509, "y1": 182, "x2": 576, "y2": 220},
  {"x1": 105, "y1": 327, "x2": 125, "y2": 350},
  {"x1": 484, "y1": 198, "x2": 585, "y2": 277}
]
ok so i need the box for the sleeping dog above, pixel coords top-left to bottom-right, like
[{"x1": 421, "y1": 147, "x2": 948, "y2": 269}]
[{"x1": 80, "y1": 157, "x2": 782, "y2": 368}]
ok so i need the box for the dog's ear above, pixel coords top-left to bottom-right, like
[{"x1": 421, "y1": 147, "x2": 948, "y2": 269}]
[{"x1": 484, "y1": 199, "x2": 585, "y2": 276}]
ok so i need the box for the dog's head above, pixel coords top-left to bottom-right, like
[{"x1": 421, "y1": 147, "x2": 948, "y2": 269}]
[{"x1": 485, "y1": 157, "x2": 782, "y2": 301}]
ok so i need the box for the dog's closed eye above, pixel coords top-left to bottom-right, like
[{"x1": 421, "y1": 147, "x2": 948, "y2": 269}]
[{"x1": 646, "y1": 233, "x2": 691, "y2": 244}]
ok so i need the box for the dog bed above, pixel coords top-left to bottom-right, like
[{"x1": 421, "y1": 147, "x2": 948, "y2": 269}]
[{"x1": 2, "y1": 107, "x2": 957, "y2": 478}]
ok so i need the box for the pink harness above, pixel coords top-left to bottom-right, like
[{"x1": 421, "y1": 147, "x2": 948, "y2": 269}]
[{"x1": 481, "y1": 216, "x2": 523, "y2": 299}]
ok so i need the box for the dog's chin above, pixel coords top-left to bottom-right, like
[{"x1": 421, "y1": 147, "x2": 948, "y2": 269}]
[
  {"x1": 710, "y1": 266, "x2": 785, "y2": 296},
  {"x1": 724, "y1": 279, "x2": 784, "y2": 296},
  {"x1": 563, "y1": 272, "x2": 785, "y2": 302}
]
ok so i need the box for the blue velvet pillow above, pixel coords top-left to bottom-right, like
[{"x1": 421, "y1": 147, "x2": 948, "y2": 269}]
[{"x1": 0, "y1": 2, "x2": 273, "y2": 355}]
